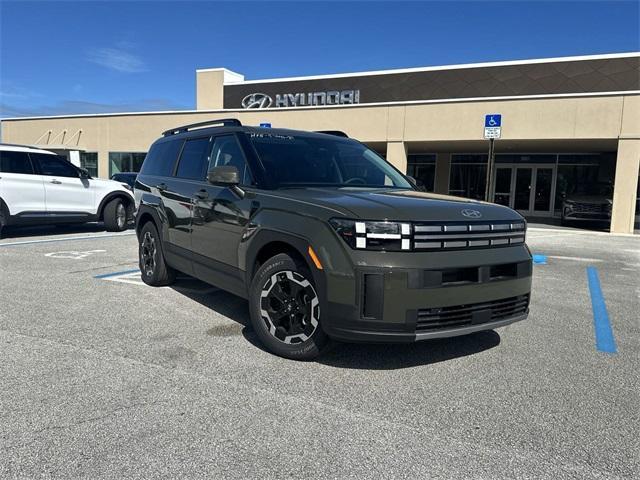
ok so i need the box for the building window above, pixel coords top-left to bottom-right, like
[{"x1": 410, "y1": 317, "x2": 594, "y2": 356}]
[
  {"x1": 109, "y1": 152, "x2": 147, "y2": 176},
  {"x1": 407, "y1": 154, "x2": 436, "y2": 191},
  {"x1": 80, "y1": 152, "x2": 98, "y2": 177},
  {"x1": 449, "y1": 154, "x2": 487, "y2": 200},
  {"x1": 555, "y1": 154, "x2": 616, "y2": 214}
]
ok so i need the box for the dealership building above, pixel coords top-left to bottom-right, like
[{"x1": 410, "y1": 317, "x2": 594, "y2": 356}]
[{"x1": 1, "y1": 52, "x2": 639, "y2": 233}]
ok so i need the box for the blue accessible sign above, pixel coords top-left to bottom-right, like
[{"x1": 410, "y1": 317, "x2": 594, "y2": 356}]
[{"x1": 484, "y1": 114, "x2": 502, "y2": 139}]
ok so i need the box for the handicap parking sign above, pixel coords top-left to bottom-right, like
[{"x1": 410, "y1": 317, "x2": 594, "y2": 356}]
[
  {"x1": 485, "y1": 114, "x2": 501, "y2": 127},
  {"x1": 484, "y1": 114, "x2": 502, "y2": 138}
]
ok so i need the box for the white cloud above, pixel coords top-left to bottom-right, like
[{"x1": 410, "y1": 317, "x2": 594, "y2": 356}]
[
  {"x1": 87, "y1": 47, "x2": 147, "y2": 73},
  {"x1": 0, "y1": 98, "x2": 187, "y2": 118}
]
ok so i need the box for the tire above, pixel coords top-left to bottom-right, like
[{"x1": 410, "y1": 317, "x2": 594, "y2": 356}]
[
  {"x1": 249, "y1": 253, "x2": 329, "y2": 360},
  {"x1": 104, "y1": 197, "x2": 128, "y2": 232},
  {"x1": 0, "y1": 199, "x2": 7, "y2": 239},
  {"x1": 138, "y1": 221, "x2": 176, "y2": 286}
]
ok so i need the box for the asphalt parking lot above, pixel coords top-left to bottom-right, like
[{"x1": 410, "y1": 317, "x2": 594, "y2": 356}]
[{"x1": 0, "y1": 224, "x2": 638, "y2": 479}]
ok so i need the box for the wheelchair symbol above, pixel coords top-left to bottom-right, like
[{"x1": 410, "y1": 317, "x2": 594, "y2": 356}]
[{"x1": 488, "y1": 116, "x2": 497, "y2": 126}]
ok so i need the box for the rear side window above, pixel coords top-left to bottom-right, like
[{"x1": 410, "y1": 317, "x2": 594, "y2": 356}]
[
  {"x1": 175, "y1": 137, "x2": 211, "y2": 180},
  {"x1": 0, "y1": 150, "x2": 34, "y2": 174},
  {"x1": 140, "y1": 140, "x2": 183, "y2": 177},
  {"x1": 33, "y1": 154, "x2": 79, "y2": 177}
]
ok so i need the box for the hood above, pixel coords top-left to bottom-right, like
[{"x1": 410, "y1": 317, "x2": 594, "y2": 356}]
[
  {"x1": 271, "y1": 188, "x2": 522, "y2": 222},
  {"x1": 564, "y1": 195, "x2": 612, "y2": 204},
  {"x1": 90, "y1": 177, "x2": 134, "y2": 194}
]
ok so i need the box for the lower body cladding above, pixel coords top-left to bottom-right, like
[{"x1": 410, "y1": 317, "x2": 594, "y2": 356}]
[{"x1": 321, "y1": 246, "x2": 533, "y2": 343}]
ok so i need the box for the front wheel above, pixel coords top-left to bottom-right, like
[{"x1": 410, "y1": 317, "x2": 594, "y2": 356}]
[
  {"x1": 249, "y1": 253, "x2": 329, "y2": 360},
  {"x1": 104, "y1": 197, "x2": 128, "y2": 232}
]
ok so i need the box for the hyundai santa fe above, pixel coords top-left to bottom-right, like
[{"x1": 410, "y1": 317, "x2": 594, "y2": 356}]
[{"x1": 134, "y1": 119, "x2": 532, "y2": 360}]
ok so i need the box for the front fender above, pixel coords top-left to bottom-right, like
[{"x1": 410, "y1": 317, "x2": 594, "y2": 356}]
[{"x1": 241, "y1": 209, "x2": 357, "y2": 306}]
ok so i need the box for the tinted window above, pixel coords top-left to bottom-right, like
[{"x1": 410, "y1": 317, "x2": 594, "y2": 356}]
[
  {"x1": 0, "y1": 150, "x2": 34, "y2": 174},
  {"x1": 176, "y1": 137, "x2": 211, "y2": 180},
  {"x1": 111, "y1": 173, "x2": 137, "y2": 187},
  {"x1": 248, "y1": 133, "x2": 410, "y2": 189},
  {"x1": 33, "y1": 154, "x2": 78, "y2": 177},
  {"x1": 210, "y1": 135, "x2": 253, "y2": 185},
  {"x1": 140, "y1": 140, "x2": 182, "y2": 177},
  {"x1": 80, "y1": 152, "x2": 98, "y2": 177}
]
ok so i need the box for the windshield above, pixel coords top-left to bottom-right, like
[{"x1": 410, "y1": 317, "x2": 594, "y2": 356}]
[{"x1": 247, "y1": 132, "x2": 413, "y2": 189}]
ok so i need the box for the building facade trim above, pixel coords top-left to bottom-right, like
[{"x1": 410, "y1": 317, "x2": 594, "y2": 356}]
[{"x1": 3, "y1": 91, "x2": 638, "y2": 123}]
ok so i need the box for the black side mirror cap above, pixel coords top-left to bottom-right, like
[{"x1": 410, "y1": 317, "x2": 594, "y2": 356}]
[
  {"x1": 208, "y1": 166, "x2": 240, "y2": 185},
  {"x1": 79, "y1": 168, "x2": 91, "y2": 179}
]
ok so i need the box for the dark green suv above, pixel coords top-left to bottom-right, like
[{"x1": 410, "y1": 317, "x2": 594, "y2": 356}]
[{"x1": 135, "y1": 119, "x2": 532, "y2": 360}]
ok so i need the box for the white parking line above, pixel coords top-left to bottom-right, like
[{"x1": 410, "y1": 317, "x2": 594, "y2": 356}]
[
  {"x1": 528, "y1": 227, "x2": 638, "y2": 238},
  {"x1": 547, "y1": 255, "x2": 604, "y2": 263},
  {"x1": 0, "y1": 231, "x2": 135, "y2": 247},
  {"x1": 96, "y1": 270, "x2": 218, "y2": 294}
]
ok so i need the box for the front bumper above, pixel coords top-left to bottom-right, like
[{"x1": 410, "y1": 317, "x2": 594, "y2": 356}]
[{"x1": 321, "y1": 246, "x2": 532, "y2": 343}]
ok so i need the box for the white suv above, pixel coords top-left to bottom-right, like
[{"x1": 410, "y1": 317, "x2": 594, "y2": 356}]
[{"x1": 0, "y1": 144, "x2": 135, "y2": 235}]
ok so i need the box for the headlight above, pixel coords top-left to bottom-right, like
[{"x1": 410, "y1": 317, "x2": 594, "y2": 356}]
[{"x1": 329, "y1": 219, "x2": 411, "y2": 251}]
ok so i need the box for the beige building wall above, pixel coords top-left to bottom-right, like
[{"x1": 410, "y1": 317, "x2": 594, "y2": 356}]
[{"x1": 1, "y1": 93, "x2": 639, "y2": 232}]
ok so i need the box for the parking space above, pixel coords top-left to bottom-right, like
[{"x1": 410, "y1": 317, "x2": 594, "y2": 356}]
[{"x1": 0, "y1": 226, "x2": 638, "y2": 479}]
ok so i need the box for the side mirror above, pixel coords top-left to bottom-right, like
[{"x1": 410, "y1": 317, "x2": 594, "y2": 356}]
[
  {"x1": 208, "y1": 165, "x2": 240, "y2": 186},
  {"x1": 79, "y1": 168, "x2": 91, "y2": 179},
  {"x1": 406, "y1": 175, "x2": 426, "y2": 191}
]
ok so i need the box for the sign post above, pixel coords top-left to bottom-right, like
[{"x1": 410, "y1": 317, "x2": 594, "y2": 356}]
[{"x1": 483, "y1": 114, "x2": 501, "y2": 202}]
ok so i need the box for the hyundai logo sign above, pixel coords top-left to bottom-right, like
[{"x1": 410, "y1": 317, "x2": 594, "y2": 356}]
[
  {"x1": 241, "y1": 93, "x2": 273, "y2": 109},
  {"x1": 461, "y1": 209, "x2": 482, "y2": 218},
  {"x1": 241, "y1": 90, "x2": 360, "y2": 109}
]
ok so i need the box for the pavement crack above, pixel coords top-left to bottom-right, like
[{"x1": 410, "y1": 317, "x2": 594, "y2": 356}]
[{"x1": 2, "y1": 400, "x2": 167, "y2": 452}]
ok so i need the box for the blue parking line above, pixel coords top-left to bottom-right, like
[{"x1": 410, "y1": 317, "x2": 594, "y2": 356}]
[
  {"x1": 532, "y1": 254, "x2": 547, "y2": 265},
  {"x1": 0, "y1": 232, "x2": 135, "y2": 248},
  {"x1": 586, "y1": 266, "x2": 617, "y2": 354},
  {"x1": 94, "y1": 269, "x2": 140, "y2": 279}
]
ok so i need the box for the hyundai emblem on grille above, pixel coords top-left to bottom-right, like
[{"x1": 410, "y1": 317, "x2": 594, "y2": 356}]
[{"x1": 461, "y1": 209, "x2": 482, "y2": 218}]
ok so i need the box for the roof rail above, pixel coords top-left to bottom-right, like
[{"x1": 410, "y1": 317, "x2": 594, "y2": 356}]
[
  {"x1": 315, "y1": 130, "x2": 349, "y2": 138},
  {"x1": 162, "y1": 118, "x2": 242, "y2": 137}
]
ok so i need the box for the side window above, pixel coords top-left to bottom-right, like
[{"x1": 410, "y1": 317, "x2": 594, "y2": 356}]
[
  {"x1": 209, "y1": 135, "x2": 253, "y2": 185},
  {"x1": 0, "y1": 150, "x2": 34, "y2": 174},
  {"x1": 33, "y1": 154, "x2": 78, "y2": 178},
  {"x1": 140, "y1": 140, "x2": 183, "y2": 177},
  {"x1": 175, "y1": 137, "x2": 211, "y2": 180}
]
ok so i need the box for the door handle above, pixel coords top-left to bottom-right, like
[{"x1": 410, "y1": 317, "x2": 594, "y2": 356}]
[
  {"x1": 50, "y1": 179, "x2": 62, "y2": 184},
  {"x1": 157, "y1": 183, "x2": 168, "y2": 191},
  {"x1": 194, "y1": 190, "x2": 209, "y2": 199}
]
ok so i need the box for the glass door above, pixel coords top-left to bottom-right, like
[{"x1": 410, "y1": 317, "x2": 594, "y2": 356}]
[
  {"x1": 491, "y1": 164, "x2": 556, "y2": 216},
  {"x1": 493, "y1": 167, "x2": 513, "y2": 207},
  {"x1": 514, "y1": 167, "x2": 533, "y2": 214},
  {"x1": 533, "y1": 167, "x2": 554, "y2": 215}
]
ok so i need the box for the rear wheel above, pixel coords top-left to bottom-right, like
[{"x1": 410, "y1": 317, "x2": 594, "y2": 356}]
[
  {"x1": 139, "y1": 222, "x2": 175, "y2": 286},
  {"x1": 104, "y1": 197, "x2": 128, "y2": 232},
  {"x1": 0, "y1": 200, "x2": 7, "y2": 239},
  {"x1": 249, "y1": 253, "x2": 329, "y2": 360}
]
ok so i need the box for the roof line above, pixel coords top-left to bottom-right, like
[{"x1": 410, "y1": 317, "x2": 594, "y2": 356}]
[
  {"x1": 1, "y1": 90, "x2": 639, "y2": 122},
  {"x1": 223, "y1": 52, "x2": 640, "y2": 85}
]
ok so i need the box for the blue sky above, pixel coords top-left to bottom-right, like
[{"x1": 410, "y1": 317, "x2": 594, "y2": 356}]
[{"x1": 1, "y1": 0, "x2": 638, "y2": 118}]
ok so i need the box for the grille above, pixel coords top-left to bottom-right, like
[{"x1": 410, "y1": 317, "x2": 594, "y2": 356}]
[
  {"x1": 571, "y1": 202, "x2": 607, "y2": 214},
  {"x1": 416, "y1": 294, "x2": 529, "y2": 332},
  {"x1": 412, "y1": 221, "x2": 525, "y2": 251}
]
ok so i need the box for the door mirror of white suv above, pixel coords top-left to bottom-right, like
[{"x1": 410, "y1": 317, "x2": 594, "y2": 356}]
[{"x1": 79, "y1": 167, "x2": 91, "y2": 179}]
